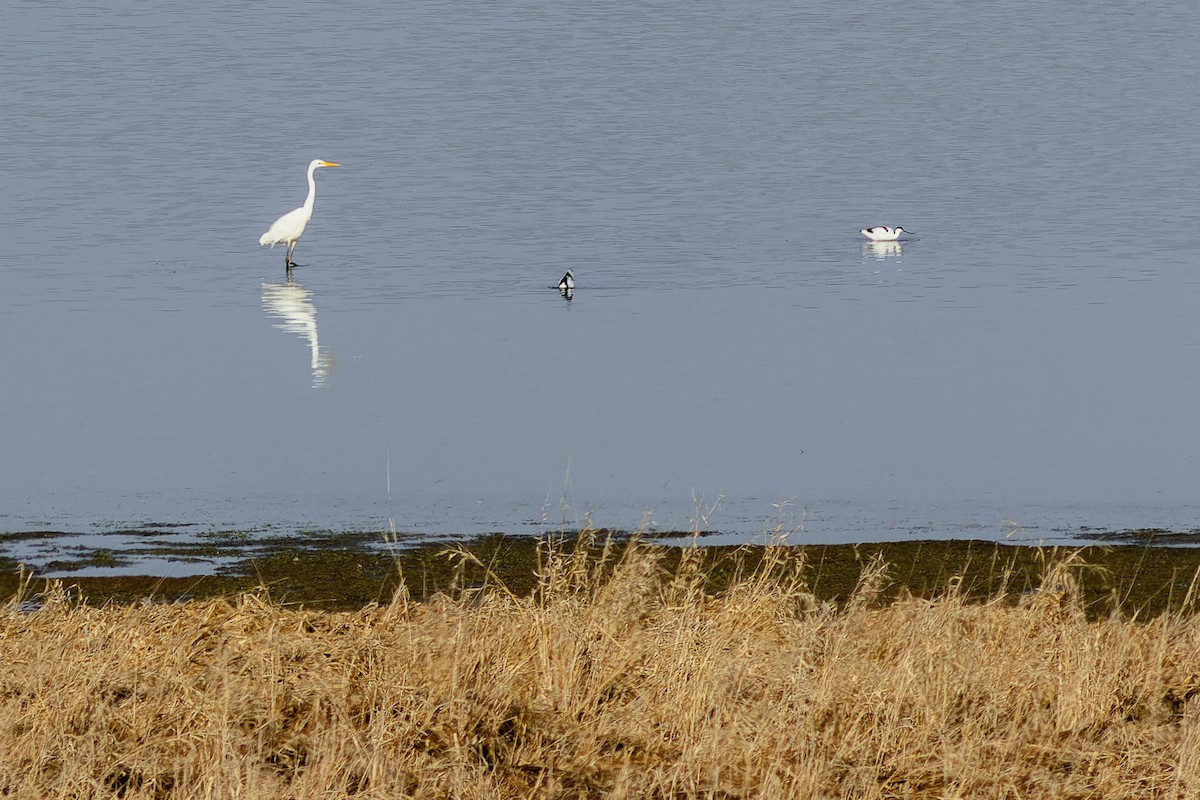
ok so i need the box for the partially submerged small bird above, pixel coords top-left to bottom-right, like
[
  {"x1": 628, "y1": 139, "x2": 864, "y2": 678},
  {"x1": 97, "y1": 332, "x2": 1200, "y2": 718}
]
[
  {"x1": 557, "y1": 270, "x2": 575, "y2": 292},
  {"x1": 859, "y1": 226, "x2": 912, "y2": 242},
  {"x1": 260, "y1": 159, "x2": 341, "y2": 271}
]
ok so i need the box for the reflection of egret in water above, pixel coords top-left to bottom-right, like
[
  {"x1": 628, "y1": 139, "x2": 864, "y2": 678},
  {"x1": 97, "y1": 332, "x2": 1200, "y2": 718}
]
[
  {"x1": 863, "y1": 240, "x2": 903, "y2": 261},
  {"x1": 261, "y1": 278, "x2": 332, "y2": 388}
]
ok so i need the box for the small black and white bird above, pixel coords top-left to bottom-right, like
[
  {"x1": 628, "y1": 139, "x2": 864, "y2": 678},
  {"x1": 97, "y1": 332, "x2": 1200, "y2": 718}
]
[
  {"x1": 859, "y1": 226, "x2": 912, "y2": 242},
  {"x1": 557, "y1": 270, "x2": 575, "y2": 292}
]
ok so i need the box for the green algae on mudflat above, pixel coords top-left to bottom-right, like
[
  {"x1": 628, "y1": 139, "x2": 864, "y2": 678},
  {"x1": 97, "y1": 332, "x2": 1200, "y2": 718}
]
[{"x1": 4, "y1": 533, "x2": 1200, "y2": 619}]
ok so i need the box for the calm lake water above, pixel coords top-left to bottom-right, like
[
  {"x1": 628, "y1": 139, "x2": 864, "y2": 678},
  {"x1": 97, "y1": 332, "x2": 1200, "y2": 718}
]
[{"x1": 4, "y1": 1, "x2": 1200, "y2": 559}]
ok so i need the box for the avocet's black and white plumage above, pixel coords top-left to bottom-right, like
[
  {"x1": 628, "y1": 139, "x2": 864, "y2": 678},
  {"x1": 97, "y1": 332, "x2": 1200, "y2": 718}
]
[
  {"x1": 557, "y1": 271, "x2": 575, "y2": 292},
  {"x1": 859, "y1": 226, "x2": 912, "y2": 242}
]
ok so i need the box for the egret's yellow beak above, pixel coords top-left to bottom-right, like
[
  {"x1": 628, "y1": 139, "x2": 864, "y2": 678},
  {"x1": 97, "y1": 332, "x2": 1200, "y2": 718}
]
[{"x1": 321, "y1": 161, "x2": 341, "y2": 167}]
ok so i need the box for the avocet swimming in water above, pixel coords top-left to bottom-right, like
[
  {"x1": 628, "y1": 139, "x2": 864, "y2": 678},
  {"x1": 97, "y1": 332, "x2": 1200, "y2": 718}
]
[
  {"x1": 557, "y1": 271, "x2": 575, "y2": 292},
  {"x1": 859, "y1": 226, "x2": 912, "y2": 242}
]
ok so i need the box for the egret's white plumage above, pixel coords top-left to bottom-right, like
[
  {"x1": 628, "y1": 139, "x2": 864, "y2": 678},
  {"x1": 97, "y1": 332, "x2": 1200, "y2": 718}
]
[
  {"x1": 259, "y1": 159, "x2": 341, "y2": 270},
  {"x1": 558, "y1": 270, "x2": 575, "y2": 292},
  {"x1": 859, "y1": 225, "x2": 911, "y2": 242}
]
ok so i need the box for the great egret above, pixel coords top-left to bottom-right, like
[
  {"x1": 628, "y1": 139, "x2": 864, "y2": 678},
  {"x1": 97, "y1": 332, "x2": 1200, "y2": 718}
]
[
  {"x1": 259, "y1": 159, "x2": 341, "y2": 270},
  {"x1": 859, "y1": 226, "x2": 913, "y2": 242}
]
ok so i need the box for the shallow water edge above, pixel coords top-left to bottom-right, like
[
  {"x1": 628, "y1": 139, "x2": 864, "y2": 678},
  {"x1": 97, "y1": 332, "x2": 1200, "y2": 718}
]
[{"x1": 5, "y1": 530, "x2": 1200, "y2": 620}]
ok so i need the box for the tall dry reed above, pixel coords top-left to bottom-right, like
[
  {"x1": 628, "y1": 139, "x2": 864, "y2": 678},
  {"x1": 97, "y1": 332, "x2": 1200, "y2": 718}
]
[{"x1": 1, "y1": 535, "x2": 1199, "y2": 798}]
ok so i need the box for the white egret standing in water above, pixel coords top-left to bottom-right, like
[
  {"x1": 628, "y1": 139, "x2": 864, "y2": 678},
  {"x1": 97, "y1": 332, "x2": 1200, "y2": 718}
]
[{"x1": 259, "y1": 159, "x2": 341, "y2": 271}]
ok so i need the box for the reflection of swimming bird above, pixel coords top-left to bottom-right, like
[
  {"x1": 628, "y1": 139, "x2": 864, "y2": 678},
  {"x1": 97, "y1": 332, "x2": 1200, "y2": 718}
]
[
  {"x1": 859, "y1": 226, "x2": 912, "y2": 242},
  {"x1": 259, "y1": 159, "x2": 341, "y2": 271},
  {"x1": 863, "y1": 240, "x2": 903, "y2": 260},
  {"x1": 261, "y1": 279, "x2": 332, "y2": 388}
]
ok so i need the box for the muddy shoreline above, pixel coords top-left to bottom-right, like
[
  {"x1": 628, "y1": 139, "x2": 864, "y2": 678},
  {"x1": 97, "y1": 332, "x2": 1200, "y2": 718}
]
[{"x1": 3, "y1": 528, "x2": 1200, "y2": 618}]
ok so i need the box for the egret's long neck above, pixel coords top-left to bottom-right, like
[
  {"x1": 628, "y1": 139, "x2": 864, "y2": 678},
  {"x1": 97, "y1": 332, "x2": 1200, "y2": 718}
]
[{"x1": 303, "y1": 163, "x2": 319, "y2": 212}]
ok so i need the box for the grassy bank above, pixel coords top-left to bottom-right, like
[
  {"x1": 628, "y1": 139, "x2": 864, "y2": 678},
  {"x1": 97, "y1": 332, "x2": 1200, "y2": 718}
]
[{"x1": 2, "y1": 533, "x2": 1200, "y2": 797}]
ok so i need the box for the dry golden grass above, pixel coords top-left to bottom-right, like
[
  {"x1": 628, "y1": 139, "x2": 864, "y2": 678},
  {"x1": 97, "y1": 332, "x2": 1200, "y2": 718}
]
[{"x1": 2, "y1": 534, "x2": 1200, "y2": 798}]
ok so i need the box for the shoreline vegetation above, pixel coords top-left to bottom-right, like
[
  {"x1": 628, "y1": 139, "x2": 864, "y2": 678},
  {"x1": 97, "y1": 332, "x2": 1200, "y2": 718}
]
[
  {"x1": 3, "y1": 532, "x2": 1200, "y2": 796},
  {"x1": 5, "y1": 528, "x2": 1200, "y2": 616}
]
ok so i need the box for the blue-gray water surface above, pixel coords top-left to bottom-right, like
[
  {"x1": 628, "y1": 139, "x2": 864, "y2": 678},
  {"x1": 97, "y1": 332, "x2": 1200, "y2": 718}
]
[{"x1": 4, "y1": 1, "x2": 1200, "y2": 556}]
